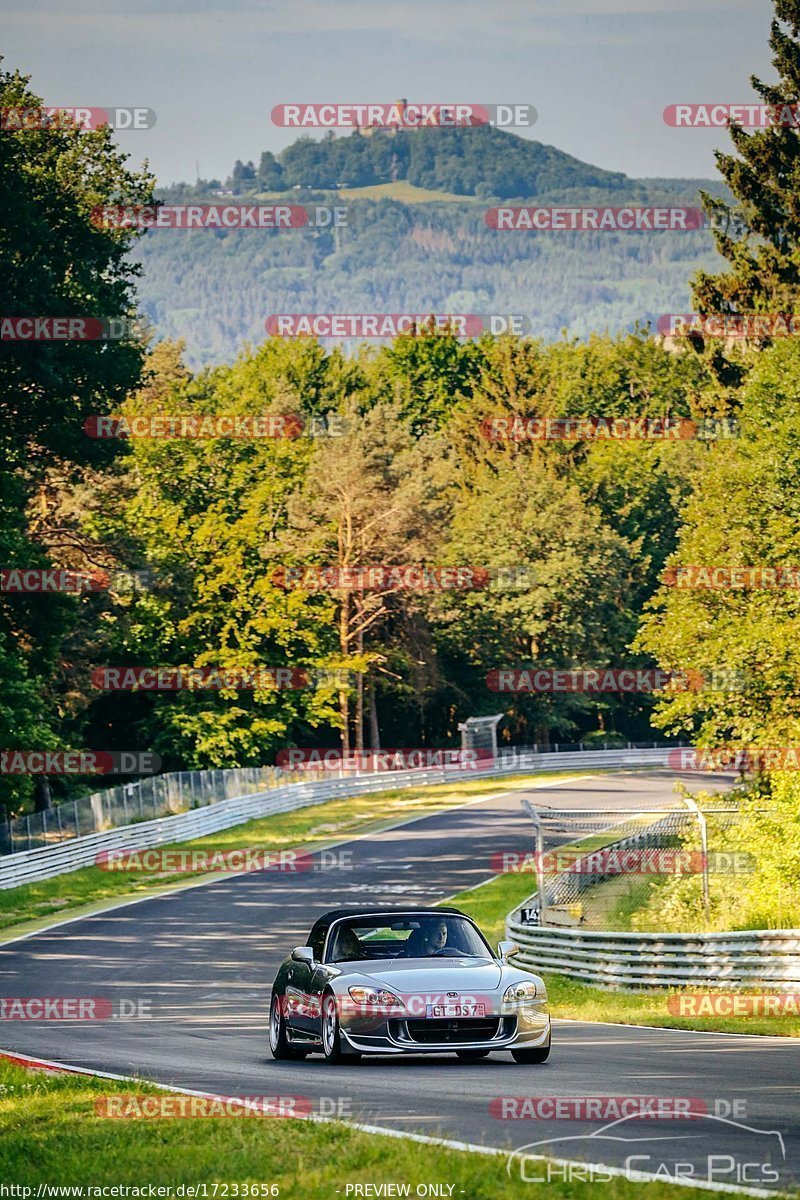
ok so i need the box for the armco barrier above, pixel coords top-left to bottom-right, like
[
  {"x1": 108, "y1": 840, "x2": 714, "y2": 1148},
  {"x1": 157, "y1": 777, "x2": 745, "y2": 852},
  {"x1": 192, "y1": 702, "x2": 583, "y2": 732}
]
[
  {"x1": 0, "y1": 746, "x2": 674, "y2": 889},
  {"x1": 506, "y1": 919, "x2": 800, "y2": 991}
]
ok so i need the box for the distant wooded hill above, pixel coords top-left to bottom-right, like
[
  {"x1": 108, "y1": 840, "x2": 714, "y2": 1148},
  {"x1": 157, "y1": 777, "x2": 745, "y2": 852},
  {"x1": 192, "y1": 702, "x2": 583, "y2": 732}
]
[
  {"x1": 239, "y1": 125, "x2": 629, "y2": 199},
  {"x1": 141, "y1": 127, "x2": 725, "y2": 367}
]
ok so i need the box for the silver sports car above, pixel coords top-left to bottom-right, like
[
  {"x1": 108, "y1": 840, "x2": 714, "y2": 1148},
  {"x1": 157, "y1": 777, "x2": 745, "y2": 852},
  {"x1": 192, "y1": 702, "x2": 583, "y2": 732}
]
[{"x1": 269, "y1": 906, "x2": 550, "y2": 1064}]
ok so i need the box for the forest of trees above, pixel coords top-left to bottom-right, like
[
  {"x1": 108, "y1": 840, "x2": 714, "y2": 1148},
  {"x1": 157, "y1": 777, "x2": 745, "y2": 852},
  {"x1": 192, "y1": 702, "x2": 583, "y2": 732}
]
[
  {"x1": 151, "y1": 128, "x2": 726, "y2": 369},
  {"x1": 166, "y1": 125, "x2": 632, "y2": 199},
  {"x1": 134, "y1": 188, "x2": 725, "y2": 369},
  {"x1": 4, "y1": 0, "x2": 800, "y2": 827}
]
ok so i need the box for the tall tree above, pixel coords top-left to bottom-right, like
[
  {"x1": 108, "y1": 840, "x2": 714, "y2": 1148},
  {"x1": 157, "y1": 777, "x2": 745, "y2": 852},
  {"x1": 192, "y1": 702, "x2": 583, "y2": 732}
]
[
  {"x1": 0, "y1": 65, "x2": 153, "y2": 813},
  {"x1": 286, "y1": 398, "x2": 450, "y2": 754},
  {"x1": 636, "y1": 339, "x2": 800, "y2": 752},
  {"x1": 692, "y1": 2, "x2": 800, "y2": 346},
  {"x1": 102, "y1": 339, "x2": 356, "y2": 768},
  {"x1": 430, "y1": 460, "x2": 636, "y2": 746}
]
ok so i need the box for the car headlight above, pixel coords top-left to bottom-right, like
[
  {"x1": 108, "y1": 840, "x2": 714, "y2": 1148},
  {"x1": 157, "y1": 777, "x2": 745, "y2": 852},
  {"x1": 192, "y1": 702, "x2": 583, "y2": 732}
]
[
  {"x1": 503, "y1": 981, "x2": 538, "y2": 1005},
  {"x1": 347, "y1": 986, "x2": 404, "y2": 1011}
]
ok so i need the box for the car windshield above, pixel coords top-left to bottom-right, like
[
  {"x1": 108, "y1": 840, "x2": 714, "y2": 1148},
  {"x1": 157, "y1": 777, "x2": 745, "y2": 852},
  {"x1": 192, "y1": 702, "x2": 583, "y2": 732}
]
[{"x1": 326, "y1": 914, "x2": 492, "y2": 962}]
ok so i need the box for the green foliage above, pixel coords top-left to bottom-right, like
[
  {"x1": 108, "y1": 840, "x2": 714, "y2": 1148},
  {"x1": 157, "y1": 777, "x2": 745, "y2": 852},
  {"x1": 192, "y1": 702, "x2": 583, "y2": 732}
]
[
  {"x1": 0, "y1": 65, "x2": 154, "y2": 812},
  {"x1": 631, "y1": 336, "x2": 800, "y2": 934},
  {"x1": 626, "y1": 782, "x2": 800, "y2": 932},
  {"x1": 0, "y1": 66, "x2": 153, "y2": 470},
  {"x1": 258, "y1": 126, "x2": 629, "y2": 199},
  {"x1": 430, "y1": 462, "x2": 636, "y2": 739},
  {"x1": 637, "y1": 339, "x2": 800, "y2": 748},
  {"x1": 96, "y1": 340, "x2": 360, "y2": 768},
  {"x1": 693, "y1": 2, "x2": 800, "y2": 318},
  {"x1": 60, "y1": 322, "x2": 713, "y2": 766},
  {"x1": 135, "y1": 190, "x2": 723, "y2": 370}
]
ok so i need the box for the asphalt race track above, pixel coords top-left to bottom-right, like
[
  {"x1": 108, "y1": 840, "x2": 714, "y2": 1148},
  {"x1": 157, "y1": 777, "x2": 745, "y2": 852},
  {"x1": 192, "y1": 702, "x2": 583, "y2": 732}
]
[{"x1": 1, "y1": 771, "x2": 798, "y2": 1192}]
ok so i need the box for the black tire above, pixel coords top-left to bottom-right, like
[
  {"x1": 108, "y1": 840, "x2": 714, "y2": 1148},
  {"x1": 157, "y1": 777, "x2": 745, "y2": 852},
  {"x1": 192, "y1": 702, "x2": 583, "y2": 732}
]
[
  {"x1": 269, "y1": 994, "x2": 307, "y2": 1061},
  {"x1": 511, "y1": 1038, "x2": 551, "y2": 1064},
  {"x1": 456, "y1": 1050, "x2": 491, "y2": 1060},
  {"x1": 321, "y1": 993, "x2": 360, "y2": 1064}
]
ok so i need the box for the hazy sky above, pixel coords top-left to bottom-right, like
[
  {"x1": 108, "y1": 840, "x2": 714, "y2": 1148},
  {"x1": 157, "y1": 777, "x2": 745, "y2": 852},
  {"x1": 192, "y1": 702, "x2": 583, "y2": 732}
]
[{"x1": 4, "y1": 0, "x2": 776, "y2": 186}]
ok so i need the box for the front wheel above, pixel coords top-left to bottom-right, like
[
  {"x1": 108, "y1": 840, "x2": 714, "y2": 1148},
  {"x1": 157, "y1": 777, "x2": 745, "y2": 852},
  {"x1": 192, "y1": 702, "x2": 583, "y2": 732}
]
[
  {"x1": 321, "y1": 994, "x2": 360, "y2": 1064},
  {"x1": 269, "y1": 994, "x2": 307, "y2": 1061},
  {"x1": 511, "y1": 1038, "x2": 551, "y2": 1064}
]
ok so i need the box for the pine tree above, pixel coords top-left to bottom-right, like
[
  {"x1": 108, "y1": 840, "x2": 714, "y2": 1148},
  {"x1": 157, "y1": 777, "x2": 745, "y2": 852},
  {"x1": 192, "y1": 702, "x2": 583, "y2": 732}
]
[{"x1": 692, "y1": 1, "x2": 800, "y2": 326}]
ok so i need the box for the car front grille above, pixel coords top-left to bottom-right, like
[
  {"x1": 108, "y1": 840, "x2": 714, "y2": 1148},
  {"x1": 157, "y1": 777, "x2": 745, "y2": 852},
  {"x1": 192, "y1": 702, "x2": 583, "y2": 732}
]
[{"x1": 402, "y1": 1017, "x2": 503, "y2": 1044}]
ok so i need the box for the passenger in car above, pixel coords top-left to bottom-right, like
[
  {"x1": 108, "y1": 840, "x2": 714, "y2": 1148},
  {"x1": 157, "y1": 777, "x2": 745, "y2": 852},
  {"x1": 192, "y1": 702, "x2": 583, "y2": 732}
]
[{"x1": 332, "y1": 927, "x2": 367, "y2": 961}]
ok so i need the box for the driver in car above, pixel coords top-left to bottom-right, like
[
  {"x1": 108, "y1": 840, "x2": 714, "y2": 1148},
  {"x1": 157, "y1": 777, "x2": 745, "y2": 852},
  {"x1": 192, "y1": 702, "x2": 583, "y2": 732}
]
[
  {"x1": 407, "y1": 919, "x2": 449, "y2": 956},
  {"x1": 425, "y1": 920, "x2": 448, "y2": 953}
]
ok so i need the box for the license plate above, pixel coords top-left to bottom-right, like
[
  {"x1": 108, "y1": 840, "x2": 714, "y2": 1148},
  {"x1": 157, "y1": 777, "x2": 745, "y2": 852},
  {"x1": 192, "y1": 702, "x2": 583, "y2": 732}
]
[{"x1": 425, "y1": 1003, "x2": 486, "y2": 1018}]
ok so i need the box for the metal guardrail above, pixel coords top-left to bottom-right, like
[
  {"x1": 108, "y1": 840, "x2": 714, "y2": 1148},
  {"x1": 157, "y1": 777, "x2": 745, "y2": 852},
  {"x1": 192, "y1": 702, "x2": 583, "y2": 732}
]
[
  {"x1": 0, "y1": 746, "x2": 675, "y2": 890},
  {"x1": 0, "y1": 740, "x2": 674, "y2": 856},
  {"x1": 507, "y1": 919, "x2": 800, "y2": 991}
]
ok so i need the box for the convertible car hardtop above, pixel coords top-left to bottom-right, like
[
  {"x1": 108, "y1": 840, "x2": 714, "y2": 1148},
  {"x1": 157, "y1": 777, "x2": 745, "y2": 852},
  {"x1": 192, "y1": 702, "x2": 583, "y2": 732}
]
[{"x1": 310, "y1": 905, "x2": 465, "y2": 938}]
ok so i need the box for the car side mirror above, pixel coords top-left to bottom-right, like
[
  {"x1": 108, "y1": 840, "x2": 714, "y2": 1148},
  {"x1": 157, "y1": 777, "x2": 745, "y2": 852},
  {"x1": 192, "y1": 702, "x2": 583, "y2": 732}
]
[
  {"x1": 498, "y1": 939, "x2": 520, "y2": 962},
  {"x1": 291, "y1": 946, "x2": 315, "y2": 966}
]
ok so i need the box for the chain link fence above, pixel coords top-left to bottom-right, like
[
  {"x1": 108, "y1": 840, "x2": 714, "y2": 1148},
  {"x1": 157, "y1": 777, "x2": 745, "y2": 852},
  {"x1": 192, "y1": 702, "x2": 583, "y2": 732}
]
[
  {"x1": 0, "y1": 739, "x2": 683, "y2": 858},
  {"x1": 0, "y1": 767, "x2": 283, "y2": 855},
  {"x1": 513, "y1": 801, "x2": 746, "y2": 932}
]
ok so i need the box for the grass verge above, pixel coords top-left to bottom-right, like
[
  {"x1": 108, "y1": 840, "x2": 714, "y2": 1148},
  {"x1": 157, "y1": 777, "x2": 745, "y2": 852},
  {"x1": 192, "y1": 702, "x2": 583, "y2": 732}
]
[
  {"x1": 0, "y1": 772, "x2": 588, "y2": 938},
  {"x1": 0, "y1": 1057, "x2": 754, "y2": 1197},
  {"x1": 446, "y1": 869, "x2": 800, "y2": 1038}
]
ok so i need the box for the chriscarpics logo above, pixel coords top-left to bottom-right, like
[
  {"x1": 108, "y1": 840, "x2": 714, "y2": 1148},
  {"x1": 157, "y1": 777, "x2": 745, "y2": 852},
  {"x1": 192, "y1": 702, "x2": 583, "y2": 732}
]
[{"x1": 506, "y1": 1112, "x2": 785, "y2": 1187}]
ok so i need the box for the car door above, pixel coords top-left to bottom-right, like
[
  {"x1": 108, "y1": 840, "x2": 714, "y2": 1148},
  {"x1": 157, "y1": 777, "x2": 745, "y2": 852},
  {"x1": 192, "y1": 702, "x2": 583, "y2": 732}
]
[{"x1": 286, "y1": 928, "x2": 326, "y2": 1035}]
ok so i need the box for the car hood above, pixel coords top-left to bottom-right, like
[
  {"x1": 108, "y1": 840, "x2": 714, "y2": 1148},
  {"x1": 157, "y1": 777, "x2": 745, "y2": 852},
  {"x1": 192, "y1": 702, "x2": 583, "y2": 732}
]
[{"x1": 348, "y1": 957, "x2": 505, "y2": 993}]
